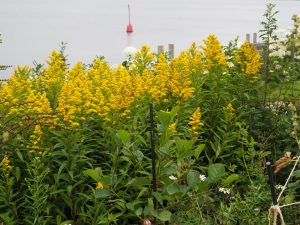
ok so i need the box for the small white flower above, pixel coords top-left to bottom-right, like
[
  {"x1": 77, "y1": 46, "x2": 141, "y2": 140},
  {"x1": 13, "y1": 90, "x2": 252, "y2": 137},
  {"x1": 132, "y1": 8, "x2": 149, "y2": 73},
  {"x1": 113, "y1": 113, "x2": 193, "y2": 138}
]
[
  {"x1": 219, "y1": 187, "x2": 230, "y2": 194},
  {"x1": 169, "y1": 175, "x2": 177, "y2": 181},
  {"x1": 203, "y1": 70, "x2": 209, "y2": 75},
  {"x1": 122, "y1": 46, "x2": 137, "y2": 59},
  {"x1": 275, "y1": 185, "x2": 284, "y2": 190},
  {"x1": 227, "y1": 62, "x2": 234, "y2": 68},
  {"x1": 199, "y1": 174, "x2": 206, "y2": 182},
  {"x1": 275, "y1": 64, "x2": 282, "y2": 70}
]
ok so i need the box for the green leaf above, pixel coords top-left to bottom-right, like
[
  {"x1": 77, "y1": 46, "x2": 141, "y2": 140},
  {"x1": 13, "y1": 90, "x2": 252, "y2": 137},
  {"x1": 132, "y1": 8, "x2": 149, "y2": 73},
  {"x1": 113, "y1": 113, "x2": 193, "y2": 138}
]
[
  {"x1": 102, "y1": 174, "x2": 117, "y2": 186},
  {"x1": 157, "y1": 111, "x2": 171, "y2": 130},
  {"x1": 222, "y1": 174, "x2": 239, "y2": 186},
  {"x1": 208, "y1": 163, "x2": 225, "y2": 182},
  {"x1": 135, "y1": 207, "x2": 143, "y2": 216},
  {"x1": 133, "y1": 150, "x2": 144, "y2": 162},
  {"x1": 187, "y1": 171, "x2": 200, "y2": 188},
  {"x1": 83, "y1": 169, "x2": 101, "y2": 182},
  {"x1": 153, "y1": 192, "x2": 163, "y2": 205},
  {"x1": 166, "y1": 183, "x2": 181, "y2": 195},
  {"x1": 157, "y1": 210, "x2": 172, "y2": 221},
  {"x1": 293, "y1": 170, "x2": 300, "y2": 178},
  {"x1": 198, "y1": 180, "x2": 210, "y2": 192},
  {"x1": 143, "y1": 205, "x2": 155, "y2": 216},
  {"x1": 95, "y1": 189, "x2": 110, "y2": 198},
  {"x1": 127, "y1": 177, "x2": 150, "y2": 187},
  {"x1": 194, "y1": 144, "x2": 205, "y2": 159},
  {"x1": 15, "y1": 166, "x2": 20, "y2": 181},
  {"x1": 117, "y1": 130, "x2": 130, "y2": 144}
]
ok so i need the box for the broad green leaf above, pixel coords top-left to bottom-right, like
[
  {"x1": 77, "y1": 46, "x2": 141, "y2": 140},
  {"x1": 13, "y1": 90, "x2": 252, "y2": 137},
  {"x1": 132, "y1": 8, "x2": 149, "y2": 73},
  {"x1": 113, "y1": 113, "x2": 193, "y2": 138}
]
[
  {"x1": 135, "y1": 207, "x2": 143, "y2": 216},
  {"x1": 194, "y1": 144, "x2": 205, "y2": 159},
  {"x1": 182, "y1": 139, "x2": 193, "y2": 151},
  {"x1": 95, "y1": 189, "x2": 110, "y2": 198},
  {"x1": 83, "y1": 169, "x2": 101, "y2": 182},
  {"x1": 222, "y1": 174, "x2": 239, "y2": 186},
  {"x1": 143, "y1": 205, "x2": 155, "y2": 216},
  {"x1": 157, "y1": 210, "x2": 172, "y2": 221},
  {"x1": 208, "y1": 163, "x2": 225, "y2": 182},
  {"x1": 157, "y1": 111, "x2": 171, "y2": 129},
  {"x1": 117, "y1": 130, "x2": 130, "y2": 144},
  {"x1": 153, "y1": 191, "x2": 163, "y2": 205},
  {"x1": 126, "y1": 202, "x2": 135, "y2": 211},
  {"x1": 133, "y1": 150, "x2": 144, "y2": 161},
  {"x1": 166, "y1": 183, "x2": 181, "y2": 195},
  {"x1": 293, "y1": 170, "x2": 300, "y2": 178},
  {"x1": 102, "y1": 174, "x2": 117, "y2": 186},
  {"x1": 198, "y1": 180, "x2": 210, "y2": 192},
  {"x1": 187, "y1": 171, "x2": 200, "y2": 188}
]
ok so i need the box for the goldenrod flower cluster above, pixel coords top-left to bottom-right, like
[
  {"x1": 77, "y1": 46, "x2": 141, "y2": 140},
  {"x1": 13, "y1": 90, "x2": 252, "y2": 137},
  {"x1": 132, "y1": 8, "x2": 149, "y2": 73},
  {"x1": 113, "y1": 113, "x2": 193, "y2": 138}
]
[
  {"x1": 225, "y1": 102, "x2": 235, "y2": 118},
  {"x1": 170, "y1": 52, "x2": 195, "y2": 101},
  {"x1": 189, "y1": 107, "x2": 204, "y2": 135},
  {"x1": 30, "y1": 125, "x2": 43, "y2": 146},
  {"x1": 0, "y1": 66, "x2": 52, "y2": 118},
  {"x1": 201, "y1": 35, "x2": 227, "y2": 69},
  {"x1": 235, "y1": 41, "x2": 262, "y2": 76},
  {"x1": 168, "y1": 123, "x2": 177, "y2": 133},
  {"x1": 1, "y1": 154, "x2": 13, "y2": 172},
  {"x1": 0, "y1": 36, "x2": 262, "y2": 134}
]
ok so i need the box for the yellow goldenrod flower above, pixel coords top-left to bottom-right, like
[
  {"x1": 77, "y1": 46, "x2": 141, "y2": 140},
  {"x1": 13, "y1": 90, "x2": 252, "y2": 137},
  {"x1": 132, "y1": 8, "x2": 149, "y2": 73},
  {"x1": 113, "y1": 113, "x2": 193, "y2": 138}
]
[
  {"x1": 30, "y1": 124, "x2": 43, "y2": 146},
  {"x1": 225, "y1": 102, "x2": 235, "y2": 118},
  {"x1": 235, "y1": 41, "x2": 262, "y2": 76},
  {"x1": 168, "y1": 123, "x2": 177, "y2": 133},
  {"x1": 96, "y1": 181, "x2": 104, "y2": 190},
  {"x1": 226, "y1": 102, "x2": 235, "y2": 113},
  {"x1": 1, "y1": 154, "x2": 13, "y2": 171},
  {"x1": 201, "y1": 35, "x2": 226, "y2": 69},
  {"x1": 189, "y1": 107, "x2": 204, "y2": 135}
]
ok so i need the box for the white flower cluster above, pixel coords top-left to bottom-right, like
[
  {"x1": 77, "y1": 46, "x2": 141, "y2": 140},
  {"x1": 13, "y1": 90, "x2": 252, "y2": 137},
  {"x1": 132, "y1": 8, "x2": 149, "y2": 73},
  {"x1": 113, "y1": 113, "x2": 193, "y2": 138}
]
[
  {"x1": 122, "y1": 46, "x2": 137, "y2": 60},
  {"x1": 219, "y1": 187, "x2": 230, "y2": 194},
  {"x1": 269, "y1": 42, "x2": 288, "y2": 58},
  {"x1": 265, "y1": 101, "x2": 286, "y2": 114},
  {"x1": 275, "y1": 184, "x2": 284, "y2": 190},
  {"x1": 169, "y1": 175, "x2": 177, "y2": 181},
  {"x1": 199, "y1": 174, "x2": 206, "y2": 182}
]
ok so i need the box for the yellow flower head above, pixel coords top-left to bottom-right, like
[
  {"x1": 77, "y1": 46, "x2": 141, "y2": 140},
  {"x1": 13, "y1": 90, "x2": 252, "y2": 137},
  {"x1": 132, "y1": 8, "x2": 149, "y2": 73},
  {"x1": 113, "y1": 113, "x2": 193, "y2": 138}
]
[
  {"x1": 225, "y1": 102, "x2": 235, "y2": 118},
  {"x1": 235, "y1": 40, "x2": 261, "y2": 76},
  {"x1": 188, "y1": 107, "x2": 204, "y2": 135},
  {"x1": 226, "y1": 102, "x2": 234, "y2": 113},
  {"x1": 168, "y1": 123, "x2": 177, "y2": 133},
  {"x1": 96, "y1": 181, "x2": 104, "y2": 190},
  {"x1": 1, "y1": 154, "x2": 13, "y2": 171},
  {"x1": 201, "y1": 35, "x2": 226, "y2": 69}
]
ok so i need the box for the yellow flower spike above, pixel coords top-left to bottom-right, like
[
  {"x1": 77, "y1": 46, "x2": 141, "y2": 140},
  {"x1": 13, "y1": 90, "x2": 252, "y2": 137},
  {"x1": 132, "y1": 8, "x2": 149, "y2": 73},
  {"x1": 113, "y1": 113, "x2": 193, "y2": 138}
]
[
  {"x1": 226, "y1": 102, "x2": 235, "y2": 118},
  {"x1": 57, "y1": 62, "x2": 95, "y2": 126},
  {"x1": 96, "y1": 181, "x2": 104, "y2": 190},
  {"x1": 201, "y1": 35, "x2": 226, "y2": 69},
  {"x1": 168, "y1": 123, "x2": 177, "y2": 133},
  {"x1": 169, "y1": 52, "x2": 194, "y2": 101},
  {"x1": 1, "y1": 154, "x2": 13, "y2": 172},
  {"x1": 226, "y1": 102, "x2": 235, "y2": 113},
  {"x1": 235, "y1": 40, "x2": 262, "y2": 76},
  {"x1": 189, "y1": 107, "x2": 204, "y2": 136}
]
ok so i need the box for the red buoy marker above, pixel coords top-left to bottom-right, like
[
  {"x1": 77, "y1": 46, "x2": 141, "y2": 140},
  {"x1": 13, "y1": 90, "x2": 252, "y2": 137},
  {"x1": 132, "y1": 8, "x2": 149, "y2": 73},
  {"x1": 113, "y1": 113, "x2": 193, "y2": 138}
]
[{"x1": 126, "y1": 4, "x2": 133, "y2": 32}]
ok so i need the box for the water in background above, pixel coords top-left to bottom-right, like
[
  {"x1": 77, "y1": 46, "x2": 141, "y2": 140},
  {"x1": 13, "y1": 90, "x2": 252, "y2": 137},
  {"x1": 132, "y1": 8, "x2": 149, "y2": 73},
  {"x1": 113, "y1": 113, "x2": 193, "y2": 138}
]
[{"x1": 0, "y1": 0, "x2": 300, "y2": 78}]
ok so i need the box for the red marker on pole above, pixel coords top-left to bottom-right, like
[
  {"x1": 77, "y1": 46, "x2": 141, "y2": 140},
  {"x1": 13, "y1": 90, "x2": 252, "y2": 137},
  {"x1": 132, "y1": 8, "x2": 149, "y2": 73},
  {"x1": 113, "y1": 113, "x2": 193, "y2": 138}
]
[{"x1": 126, "y1": 4, "x2": 133, "y2": 32}]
